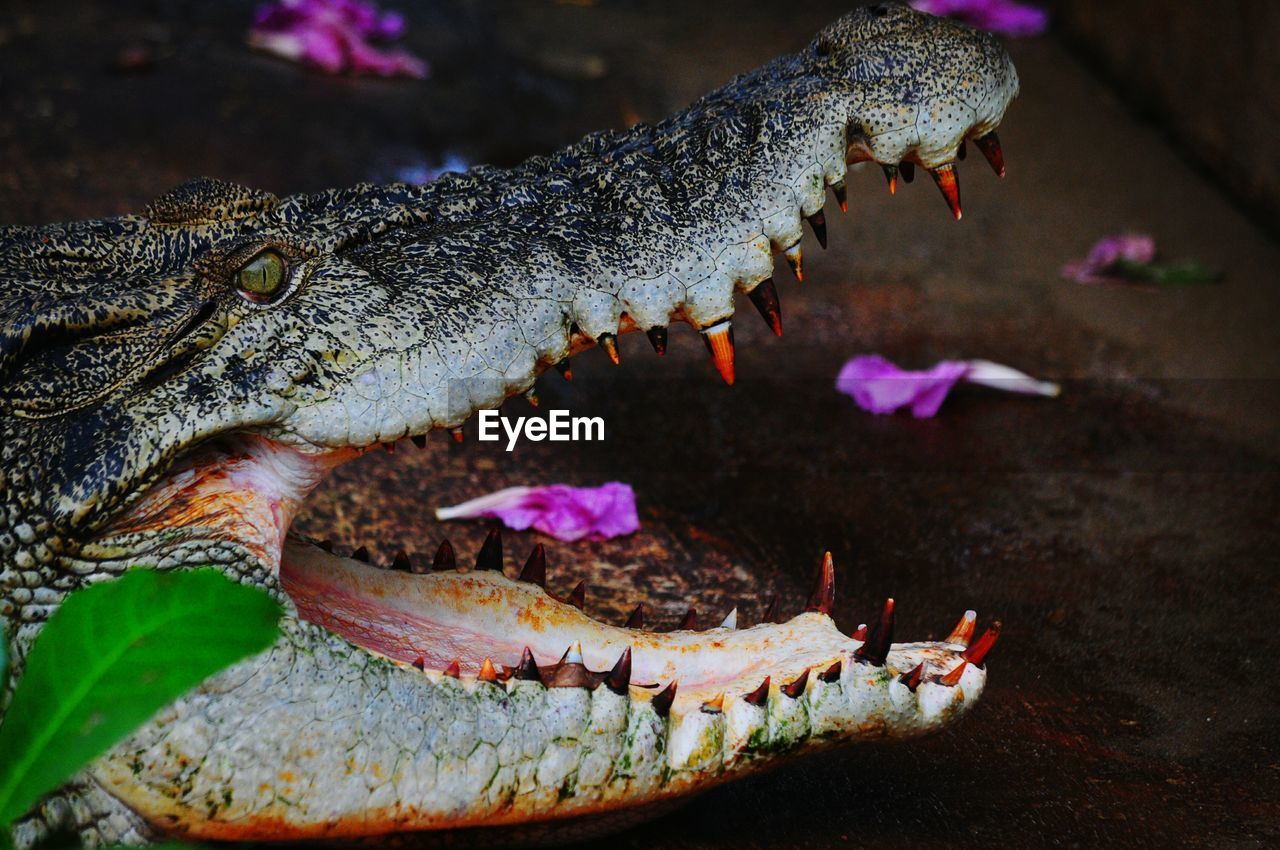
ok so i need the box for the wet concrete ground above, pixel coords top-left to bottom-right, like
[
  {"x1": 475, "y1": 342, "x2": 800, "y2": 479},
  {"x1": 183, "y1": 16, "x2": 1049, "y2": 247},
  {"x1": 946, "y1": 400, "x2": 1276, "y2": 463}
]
[{"x1": 4, "y1": 1, "x2": 1279, "y2": 846}]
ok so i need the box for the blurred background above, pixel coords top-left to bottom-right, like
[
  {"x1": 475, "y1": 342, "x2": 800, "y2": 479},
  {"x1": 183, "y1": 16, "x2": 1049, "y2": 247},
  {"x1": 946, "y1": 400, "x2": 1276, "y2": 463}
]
[{"x1": 2, "y1": 1, "x2": 1277, "y2": 847}]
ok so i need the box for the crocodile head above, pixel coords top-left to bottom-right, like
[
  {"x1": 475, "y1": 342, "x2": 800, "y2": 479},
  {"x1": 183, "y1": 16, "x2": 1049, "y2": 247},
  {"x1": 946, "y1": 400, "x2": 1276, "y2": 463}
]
[{"x1": 2, "y1": 5, "x2": 1014, "y2": 845}]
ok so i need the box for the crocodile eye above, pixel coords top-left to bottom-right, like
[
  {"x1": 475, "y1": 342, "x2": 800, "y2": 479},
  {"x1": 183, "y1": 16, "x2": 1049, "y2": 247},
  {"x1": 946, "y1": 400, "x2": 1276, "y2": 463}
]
[{"x1": 235, "y1": 249, "x2": 288, "y2": 303}]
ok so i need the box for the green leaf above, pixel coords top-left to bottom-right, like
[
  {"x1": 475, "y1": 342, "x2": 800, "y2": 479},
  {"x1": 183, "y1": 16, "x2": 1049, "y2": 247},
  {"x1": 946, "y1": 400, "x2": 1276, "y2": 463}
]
[
  {"x1": 1112, "y1": 257, "x2": 1222, "y2": 285},
  {"x1": 0, "y1": 568, "x2": 281, "y2": 829}
]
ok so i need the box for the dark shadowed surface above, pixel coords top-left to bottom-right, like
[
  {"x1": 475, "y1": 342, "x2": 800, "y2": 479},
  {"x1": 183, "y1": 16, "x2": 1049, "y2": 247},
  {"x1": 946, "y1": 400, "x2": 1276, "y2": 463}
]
[{"x1": 3, "y1": 0, "x2": 1278, "y2": 847}]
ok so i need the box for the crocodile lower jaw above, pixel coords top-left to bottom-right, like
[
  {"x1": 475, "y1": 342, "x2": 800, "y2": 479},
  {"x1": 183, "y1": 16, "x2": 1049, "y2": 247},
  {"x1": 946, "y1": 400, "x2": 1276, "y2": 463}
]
[{"x1": 281, "y1": 539, "x2": 981, "y2": 714}]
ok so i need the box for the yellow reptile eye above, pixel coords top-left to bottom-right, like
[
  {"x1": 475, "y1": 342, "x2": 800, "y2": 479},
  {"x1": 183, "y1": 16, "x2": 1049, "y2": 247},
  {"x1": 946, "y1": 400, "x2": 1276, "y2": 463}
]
[{"x1": 235, "y1": 250, "x2": 288, "y2": 302}]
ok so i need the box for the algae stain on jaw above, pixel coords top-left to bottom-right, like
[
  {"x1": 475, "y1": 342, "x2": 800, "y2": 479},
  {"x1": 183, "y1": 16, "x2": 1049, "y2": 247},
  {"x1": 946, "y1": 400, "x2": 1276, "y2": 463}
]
[{"x1": 476, "y1": 409, "x2": 605, "y2": 451}]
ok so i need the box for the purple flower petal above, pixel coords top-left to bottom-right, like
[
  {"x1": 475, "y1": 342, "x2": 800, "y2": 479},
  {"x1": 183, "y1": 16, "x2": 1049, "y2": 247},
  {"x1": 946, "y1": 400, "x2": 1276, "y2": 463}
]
[
  {"x1": 910, "y1": 0, "x2": 1049, "y2": 37},
  {"x1": 1061, "y1": 232, "x2": 1156, "y2": 284},
  {"x1": 962, "y1": 359, "x2": 1062, "y2": 397},
  {"x1": 248, "y1": 0, "x2": 427, "y2": 78},
  {"x1": 836, "y1": 355, "x2": 971, "y2": 418},
  {"x1": 836, "y1": 355, "x2": 1059, "y2": 418},
  {"x1": 436, "y1": 483, "x2": 640, "y2": 542}
]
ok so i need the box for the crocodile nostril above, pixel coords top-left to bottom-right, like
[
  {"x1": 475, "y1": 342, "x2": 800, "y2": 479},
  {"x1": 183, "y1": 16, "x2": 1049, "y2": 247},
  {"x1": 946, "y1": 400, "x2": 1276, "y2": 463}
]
[{"x1": 167, "y1": 299, "x2": 218, "y2": 345}]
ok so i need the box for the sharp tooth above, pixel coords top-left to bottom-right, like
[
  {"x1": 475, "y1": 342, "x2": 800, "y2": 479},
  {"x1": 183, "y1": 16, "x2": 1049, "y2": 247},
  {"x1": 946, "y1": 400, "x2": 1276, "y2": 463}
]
[
  {"x1": 804, "y1": 551, "x2": 835, "y2": 615},
  {"x1": 854, "y1": 598, "x2": 895, "y2": 666},
  {"x1": 476, "y1": 528, "x2": 503, "y2": 571},
  {"x1": 554, "y1": 361, "x2": 573, "y2": 381},
  {"x1": 940, "y1": 660, "x2": 968, "y2": 686},
  {"x1": 719, "y1": 607, "x2": 738, "y2": 629},
  {"x1": 929, "y1": 163, "x2": 962, "y2": 220},
  {"x1": 678, "y1": 607, "x2": 698, "y2": 630},
  {"x1": 783, "y1": 241, "x2": 803, "y2": 282},
  {"x1": 945, "y1": 610, "x2": 978, "y2": 647},
  {"x1": 899, "y1": 161, "x2": 916, "y2": 183},
  {"x1": 899, "y1": 661, "x2": 925, "y2": 692},
  {"x1": 645, "y1": 326, "x2": 668, "y2": 355},
  {"x1": 450, "y1": 427, "x2": 464, "y2": 443},
  {"x1": 747, "y1": 277, "x2": 783, "y2": 337},
  {"x1": 701, "y1": 321, "x2": 735, "y2": 386},
  {"x1": 606, "y1": 647, "x2": 632, "y2": 695},
  {"x1": 651, "y1": 681, "x2": 678, "y2": 717},
  {"x1": 818, "y1": 660, "x2": 842, "y2": 682},
  {"x1": 410, "y1": 434, "x2": 427, "y2": 449},
  {"x1": 850, "y1": 623, "x2": 867, "y2": 641},
  {"x1": 566, "y1": 580, "x2": 586, "y2": 610},
  {"x1": 806, "y1": 210, "x2": 828, "y2": 249},
  {"x1": 514, "y1": 646, "x2": 541, "y2": 681},
  {"x1": 957, "y1": 139, "x2": 968, "y2": 160},
  {"x1": 762, "y1": 595, "x2": 780, "y2": 624},
  {"x1": 432, "y1": 538, "x2": 456, "y2": 571},
  {"x1": 444, "y1": 659, "x2": 461, "y2": 678},
  {"x1": 701, "y1": 694, "x2": 725, "y2": 714},
  {"x1": 624, "y1": 603, "x2": 645, "y2": 629},
  {"x1": 562, "y1": 641, "x2": 584, "y2": 666},
  {"x1": 743, "y1": 676, "x2": 770, "y2": 706},
  {"x1": 518, "y1": 543, "x2": 547, "y2": 586},
  {"x1": 974, "y1": 131, "x2": 1006, "y2": 177},
  {"x1": 478, "y1": 657, "x2": 498, "y2": 682},
  {"x1": 546, "y1": 661, "x2": 594, "y2": 689},
  {"x1": 882, "y1": 164, "x2": 898, "y2": 195},
  {"x1": 597, "y1": 332, "x2": 621, "y2": 365},
  {"x1": 351, "y1": 545, "x2": 370, "y2": 563},
  {"x1": 781, "y1": 668, "x2": 810, "y2": 699},
  {"x1": 391, "y1": 550, "x2": 412, "y2": 572},
  {"x1": 523, "y1": 388, "x2": 539, "y2": 407},
  {"x1": 831, "y1": 181, "x2": 847, "y2": 212},
  {"x1": 962, "y1": 620, "x2": 1002, "y2": 667}
]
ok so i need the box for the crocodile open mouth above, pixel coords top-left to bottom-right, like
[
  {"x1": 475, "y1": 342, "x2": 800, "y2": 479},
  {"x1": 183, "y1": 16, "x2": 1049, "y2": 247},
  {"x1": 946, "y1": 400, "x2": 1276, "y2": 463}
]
[{"x1": 106, "y1": 431, "x2": 998, "y2": 718}]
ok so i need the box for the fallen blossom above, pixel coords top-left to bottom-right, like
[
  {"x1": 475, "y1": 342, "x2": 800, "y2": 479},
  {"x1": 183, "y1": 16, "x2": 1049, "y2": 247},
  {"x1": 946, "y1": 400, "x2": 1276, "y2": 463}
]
[
  {"x1": 436, "y1": 483, "x2": 639, "y2": 542},
  {"x1": 1061, "y1": 233, "x2": 1219, "y2": 286},
  {"x1": 836, "y1": 355, "x2": 1059, "y2": 418},
  {"x1": 910, "y1": 0, "x2": 1048, "y2": 37},
  {"x1": 248, "y1": 0, "x2": 428, "y2": 78},
  {"x1": 393, "y1": 153, "x2": 471, "y2": 185}
]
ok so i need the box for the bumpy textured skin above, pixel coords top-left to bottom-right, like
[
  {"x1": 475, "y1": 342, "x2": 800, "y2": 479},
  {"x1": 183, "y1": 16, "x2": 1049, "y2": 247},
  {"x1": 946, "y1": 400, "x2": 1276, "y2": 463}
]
[{"x1": 0, "y1": 5, "x2": 1017, "y2": 846}]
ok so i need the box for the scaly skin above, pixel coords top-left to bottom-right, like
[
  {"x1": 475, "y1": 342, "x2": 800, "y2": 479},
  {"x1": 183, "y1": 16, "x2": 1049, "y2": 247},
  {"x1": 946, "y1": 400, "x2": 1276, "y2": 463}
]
[{"x1": 1, "y1": 5, "x2": 1016, "y2": 845}]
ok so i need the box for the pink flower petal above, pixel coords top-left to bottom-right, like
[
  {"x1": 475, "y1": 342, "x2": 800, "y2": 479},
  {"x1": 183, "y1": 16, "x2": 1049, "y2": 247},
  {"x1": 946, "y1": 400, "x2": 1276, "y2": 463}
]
[
  {"x1": 299, "y1": 24, "x2": 348, "y2": 74},
  {"x1": 962, "y1": 359, "x2": 1061, "y2": 397},
  {"x1": 836, "y1": 355, "x2": 970, "y2": 418},
  {"x1": 248, "y1": 0, "x2": 427, "y2": 78},
  {"x1": 836, "y1": 355, "x2": 1059, "y2": 418},
  {"x1": 1060, "y1": 233, "x2": 1157, "y2": 284},
  {"x1": 343, "y1": 34, "x2": 428, "y2": 78},
  {"x1": 910, "y1": 0, "x2": 1048, "y2": 37},
  {"x1": 436, "y1": 483, "x2": 639, "y2": 542}
]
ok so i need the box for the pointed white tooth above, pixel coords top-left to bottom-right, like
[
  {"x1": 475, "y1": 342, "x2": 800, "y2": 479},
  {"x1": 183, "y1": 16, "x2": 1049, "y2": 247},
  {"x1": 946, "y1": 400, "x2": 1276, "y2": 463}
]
[
  {"x1": 719, "y1": 608, "x2": 738, "y2": 630},
  {"x1": 564, "y1": 641, "x2": 584, "y2": 665},
  {"x1": 783, "y1": 241, "x2": 803, "y2": 281}
]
